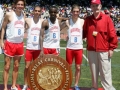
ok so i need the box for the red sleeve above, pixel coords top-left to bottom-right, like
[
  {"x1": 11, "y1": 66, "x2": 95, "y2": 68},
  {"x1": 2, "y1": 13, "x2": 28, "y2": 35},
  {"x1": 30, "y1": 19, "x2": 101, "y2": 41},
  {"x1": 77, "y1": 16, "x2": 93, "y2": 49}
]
[{"x1": 107, "y1": 16, "x2": 118, "y2": 50}]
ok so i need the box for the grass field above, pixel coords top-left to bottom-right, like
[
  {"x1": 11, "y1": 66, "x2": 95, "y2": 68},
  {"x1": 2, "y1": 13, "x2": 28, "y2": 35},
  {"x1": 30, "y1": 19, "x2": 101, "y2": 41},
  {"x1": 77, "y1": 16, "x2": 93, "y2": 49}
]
[{"x1": 0, "y1": 40, "x2": 120, "y2": 89}]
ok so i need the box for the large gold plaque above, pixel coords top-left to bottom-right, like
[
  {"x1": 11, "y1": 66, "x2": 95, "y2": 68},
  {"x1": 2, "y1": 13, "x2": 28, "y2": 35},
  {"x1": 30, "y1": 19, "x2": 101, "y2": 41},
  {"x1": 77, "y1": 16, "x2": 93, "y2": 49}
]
[
  {"x1": 27, "y1": 55, "x2": 72, "y2": 90},
  {"x1": 37, "y1": 65, "x2": 62, "y2": 90}
]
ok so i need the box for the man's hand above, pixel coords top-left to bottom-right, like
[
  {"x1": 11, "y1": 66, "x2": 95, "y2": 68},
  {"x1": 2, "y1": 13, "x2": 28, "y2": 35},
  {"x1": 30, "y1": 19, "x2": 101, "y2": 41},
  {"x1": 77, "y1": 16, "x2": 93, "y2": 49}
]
[
  {"x1": 39, "y1": 50, "x2": 44, "y2": 58},
  {"x1": 108, "y1": 50, "x2": 113, "y2": 58},
  {"x1": 0, "y1": 41, "x2": 4, "y2": 49}
]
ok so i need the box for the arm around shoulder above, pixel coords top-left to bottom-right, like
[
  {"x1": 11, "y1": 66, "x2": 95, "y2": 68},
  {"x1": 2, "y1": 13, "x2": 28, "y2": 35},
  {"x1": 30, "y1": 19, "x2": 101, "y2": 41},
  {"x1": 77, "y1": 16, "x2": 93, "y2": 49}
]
[{"x1": 25, "y1": 18, "x2": 31, "y2": 31}]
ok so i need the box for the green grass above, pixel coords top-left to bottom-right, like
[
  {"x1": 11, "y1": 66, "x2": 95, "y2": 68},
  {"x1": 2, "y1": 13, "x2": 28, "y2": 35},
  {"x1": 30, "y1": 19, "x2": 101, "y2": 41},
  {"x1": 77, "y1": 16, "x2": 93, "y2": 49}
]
[
  {"x1": 60, "y1": 40, "x2": 67, "y2": 47},
  {"x1": 0, "y1": 40, "x2": 120, "y2": 89}
]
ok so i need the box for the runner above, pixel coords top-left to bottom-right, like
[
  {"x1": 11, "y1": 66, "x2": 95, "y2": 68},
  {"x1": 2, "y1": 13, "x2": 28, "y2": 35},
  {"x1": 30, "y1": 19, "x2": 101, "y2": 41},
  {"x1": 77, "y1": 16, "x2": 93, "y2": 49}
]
[
  {"x1": 40, "y1": 5, "x2": 68, "y2": 56},
  {"x1": 22, "y1": 5, "x2": 44, "y2": 90},
  {"x1": 0, "y1": 0, "x2": 26, "y2": 90},
  {"x1": 66, "y1": 4, "x2": 84, "y2": 90}
]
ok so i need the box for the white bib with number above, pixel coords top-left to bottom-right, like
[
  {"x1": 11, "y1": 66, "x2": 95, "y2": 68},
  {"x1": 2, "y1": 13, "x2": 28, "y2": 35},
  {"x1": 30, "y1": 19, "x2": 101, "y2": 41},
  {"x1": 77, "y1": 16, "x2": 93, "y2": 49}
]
[
  {"x1": 43, "y1": 18, "x2": 60, "y2": 48},
  {"x1": 66, "y1": 18, "x2": 83, "y2": 49},
  {"x1": 50, "y1": 32, "x2": 58, "y2": 39},
  {"x1": 71, "y1": 36, "x2": 80, "y2": 43},
  {"x1": 31, "y1": 35, "x2": 39, "y2": 44},
  {"x1": 14, "y1": 28, "x2": 23, "y2": 37}
]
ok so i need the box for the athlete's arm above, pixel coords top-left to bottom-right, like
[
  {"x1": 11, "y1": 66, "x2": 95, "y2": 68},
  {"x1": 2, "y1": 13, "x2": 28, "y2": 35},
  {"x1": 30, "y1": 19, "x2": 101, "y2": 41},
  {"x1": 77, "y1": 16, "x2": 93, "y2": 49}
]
[
  {"x1": 80, "y1": 19, "x2": 86, "y2": 41},
  {"x1": 25, "y1": 18, "x2": 30, "y2": 32},
  {"x1": 81, "y1": 19, "x2": 84, "y2": 26},
  {"x1": 59, "y1": 19, "x2": 69, "y2": 31},
  {"x1": 39, "y1": 20, "x2": 48, "y2": 56},
  {"x1": 57, "y1": 16, "x2": 69, "y2": 21},
  {"x1": 66, "y1": 20, "x2": 69, "y2": 41},
  {"x1": 0, "y1": 13, "x2": 9, "y2": 49}
]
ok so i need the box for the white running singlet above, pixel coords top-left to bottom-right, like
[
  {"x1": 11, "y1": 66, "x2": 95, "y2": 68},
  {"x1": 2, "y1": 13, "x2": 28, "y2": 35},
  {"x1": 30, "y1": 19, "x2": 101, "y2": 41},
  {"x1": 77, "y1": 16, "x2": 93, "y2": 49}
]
[
  {"x1": 26, "y1": 18, "x2": 42, "y2": 50},
  {"x1": 67, "y1": 18, "x2": 83, "y2": 49},
  {"x1": 6, "y1": 11, "x2": 25, "y2": 43},
  {"x1": 43, "y1": 18, "x2": 60, "y2": 48}
]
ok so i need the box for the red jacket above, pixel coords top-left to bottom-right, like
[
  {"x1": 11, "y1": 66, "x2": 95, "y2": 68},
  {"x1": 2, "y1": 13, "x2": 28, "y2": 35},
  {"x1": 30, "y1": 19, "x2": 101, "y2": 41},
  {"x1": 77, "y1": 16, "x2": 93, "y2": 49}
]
[{"x1": 83, "y1": 12, "x2": 118, "y2": 51}]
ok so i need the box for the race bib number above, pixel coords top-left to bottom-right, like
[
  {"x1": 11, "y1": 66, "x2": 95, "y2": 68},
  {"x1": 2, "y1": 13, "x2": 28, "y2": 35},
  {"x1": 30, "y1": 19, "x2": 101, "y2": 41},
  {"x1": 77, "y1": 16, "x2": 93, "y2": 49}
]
[
  {"x1": 32, "y1": 35, "x2": 39, "y2": 44},
  {"x1": 71, "y1": 36, "x2": 80, "y2": 43},
  {"x1": 18, "y1": 29, "x2": 21, "y2": 35},
  {"x1": 14, "y1": 28, "x2": 23, "y2": 37},
  {"x1": 50, "y1": 32, "x2": 58, "y2": 39}
]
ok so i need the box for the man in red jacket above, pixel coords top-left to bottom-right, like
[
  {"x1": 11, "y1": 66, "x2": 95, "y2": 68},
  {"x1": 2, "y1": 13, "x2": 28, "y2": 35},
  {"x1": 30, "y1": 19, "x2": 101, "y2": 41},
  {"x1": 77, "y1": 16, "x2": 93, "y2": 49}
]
[{"x1": 83, "y1": 0, "x2": 118, "y2": 90}]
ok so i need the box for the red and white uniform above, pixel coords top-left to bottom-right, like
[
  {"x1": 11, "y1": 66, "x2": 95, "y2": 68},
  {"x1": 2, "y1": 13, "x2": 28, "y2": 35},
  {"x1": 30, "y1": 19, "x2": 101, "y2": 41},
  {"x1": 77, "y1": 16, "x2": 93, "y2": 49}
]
[
  {"x1": 4, "y1": 11, "x2": 24, "y2": 57},
  {"x1": 43, "y1": 18, "x2": 60, "y2": 49},
  {"x1": 43, "y1": 18, "x2": 60, "y2": 55},
  {"x1": 26, "y1": 18, "x2": 42, "y2": 50},
  {"x1": 67, "y1": 18, "x2": 83, "y2": 49},
  {"x1": 6, "y1": 12, "x2": 24, "y2": 43},
  {"x1": 25, "y1": 18, "x2": 42, "y2": 61},
  {"x1": 66, "y1": 18, "x2": 83, "y2": 65}
]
